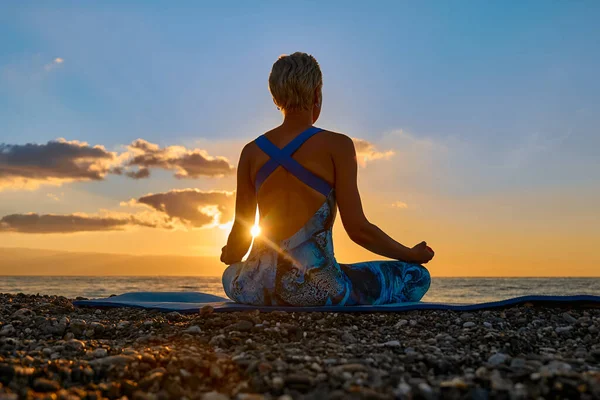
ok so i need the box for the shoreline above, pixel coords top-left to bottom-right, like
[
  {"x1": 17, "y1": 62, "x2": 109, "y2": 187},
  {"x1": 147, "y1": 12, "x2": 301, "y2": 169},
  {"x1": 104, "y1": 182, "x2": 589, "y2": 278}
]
[{"x1": 0, "y1": 293, "x2": 599, "y2": 399}]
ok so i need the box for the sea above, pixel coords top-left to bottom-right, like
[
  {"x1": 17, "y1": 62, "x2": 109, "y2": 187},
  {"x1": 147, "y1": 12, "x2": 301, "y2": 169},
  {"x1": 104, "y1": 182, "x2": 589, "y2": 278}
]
[{"x1": 0, "y1": 276, "x2": 598, "y2": 303}]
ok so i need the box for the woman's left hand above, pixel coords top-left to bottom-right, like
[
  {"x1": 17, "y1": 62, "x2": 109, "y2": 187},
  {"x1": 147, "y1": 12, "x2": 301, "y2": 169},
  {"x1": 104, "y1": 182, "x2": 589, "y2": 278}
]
[{"x1": 220, "y1": 245, "x2": 228, "y2": 264}]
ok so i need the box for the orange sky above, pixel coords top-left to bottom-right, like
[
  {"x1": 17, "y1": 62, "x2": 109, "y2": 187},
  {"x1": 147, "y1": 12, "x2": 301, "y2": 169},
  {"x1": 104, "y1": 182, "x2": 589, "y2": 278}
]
[{"x1": 1, "y1": 131, "x2": 598, "y2": 277}]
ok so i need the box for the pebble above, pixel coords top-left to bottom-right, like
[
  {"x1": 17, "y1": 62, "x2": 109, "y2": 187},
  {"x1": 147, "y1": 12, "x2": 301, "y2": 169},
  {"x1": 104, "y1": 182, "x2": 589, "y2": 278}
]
[
  {"x1": 92, "y1": 354, "x2": 135, "y2": 366},
  {"x1": 272, "y1": 376, "x2": 284, "y2": 390},
  {"x1": 184, "y1": 325, "x2": 202, "y2": 334},
  {"x1": 69, "y1": 319, "x2": 87, "y2": 335},
  {"x1": 226, "y1": 320, "x2": 253, "y2": 332},
  {"x1": 166, "y1": 311, "x2": 183, "y2": 321},
  {"x1": 11, "y1": 308, "x2": 35, "y2": 320},
  {"x1": 562, "y1": 312, "x2": 577, "y2": 324},
  {"x1": 488, "y1": 352, "x2": 509, "y2": 366},
  {"x1": 510, "y1": 358, "x2": 527, "y2": 369},
  {"x1": 0, "y1": 292, "x2": 598, "y2": 399},
  {"x1": 201, "y1": 392, "x2": 230, "y2": 400},
  {"x1": 33, "y1": 378, "x2": 61, "y2": 392},
  {"x1": 65, "y1": 339, "x2": 86, "y2": 352},
  {"x1": 555, "y1": 326, "x2": 573, "y2": 334},
  {"x1": 0, "y1": 324, "x2": 15, "y2": 336},
  {"x1": 200, "y1": 305, "x2": 215, "y2": 315},
  {"x1": 93, "y1": 348, "x2": 108, "y2": 358},
  {"x1": 394, "y1": 319, "x2": 408, "y2": 327}
]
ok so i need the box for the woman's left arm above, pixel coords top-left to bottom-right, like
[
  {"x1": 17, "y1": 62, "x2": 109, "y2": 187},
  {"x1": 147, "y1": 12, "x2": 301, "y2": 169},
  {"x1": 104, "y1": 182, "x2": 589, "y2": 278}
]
[{"x1": 221, "y1": 144, "x2": 257, "y2": 265}]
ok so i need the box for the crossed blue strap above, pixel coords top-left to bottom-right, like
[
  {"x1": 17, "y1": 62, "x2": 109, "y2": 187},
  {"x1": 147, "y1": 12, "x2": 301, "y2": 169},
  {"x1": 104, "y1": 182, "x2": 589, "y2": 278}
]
[{"x1": 254, "y1": 127, "x2": 332, "y2": 197}]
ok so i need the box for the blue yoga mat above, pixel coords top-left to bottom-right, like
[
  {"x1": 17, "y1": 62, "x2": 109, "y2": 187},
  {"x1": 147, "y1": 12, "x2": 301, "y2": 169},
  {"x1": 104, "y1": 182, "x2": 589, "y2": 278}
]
[{"x1": 73, "y1": 292, "x2": 600, "y2": 313}]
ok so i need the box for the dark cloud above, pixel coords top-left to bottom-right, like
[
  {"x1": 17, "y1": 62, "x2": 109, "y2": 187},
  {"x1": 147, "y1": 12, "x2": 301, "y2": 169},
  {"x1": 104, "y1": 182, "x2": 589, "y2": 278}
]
[
  {"x1": 0, "y1": 188, "x2": 235, "y2": 234},
  {"x1": 0, "y1": 139, "x2": 117, "y2": 190},
  {"x1": 0, "y1": 137, "x2": 235, "y2": 190},
  {"x1": 136, "y1": 189, "x2": 235, "y2": 228},
  {"x1": 0, "y1": 213, "x2": 158, "y2": 234},
  {"x1": 126, "y1": 139, "x2": 235, "y2": 179},
  {"x1": 125, "y1": 168, "x2": 150, "y2": 180}
]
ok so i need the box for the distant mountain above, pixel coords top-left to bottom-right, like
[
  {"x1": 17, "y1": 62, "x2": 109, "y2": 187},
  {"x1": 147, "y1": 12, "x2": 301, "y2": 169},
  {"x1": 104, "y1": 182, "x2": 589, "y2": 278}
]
[{"x1": 0, "y1": 248, "x2": 224, "y2": 276}]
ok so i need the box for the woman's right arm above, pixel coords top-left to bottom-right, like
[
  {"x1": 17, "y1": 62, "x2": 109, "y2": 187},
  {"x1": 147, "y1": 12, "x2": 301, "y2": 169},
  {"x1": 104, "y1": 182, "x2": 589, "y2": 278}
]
[{"x1": 332, "y1": 134, "x2": 434, "y2": 264}]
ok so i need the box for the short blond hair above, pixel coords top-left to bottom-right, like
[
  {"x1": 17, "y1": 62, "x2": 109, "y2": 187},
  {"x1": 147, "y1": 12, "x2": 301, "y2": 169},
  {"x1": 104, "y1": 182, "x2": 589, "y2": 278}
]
[{"x1": 269, "y1": 52, "x2": 322, "y2": 111}]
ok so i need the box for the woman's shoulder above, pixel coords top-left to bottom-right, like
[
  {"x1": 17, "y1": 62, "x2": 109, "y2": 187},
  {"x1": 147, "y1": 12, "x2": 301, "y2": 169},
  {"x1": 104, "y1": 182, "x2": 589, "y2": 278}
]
[{"x1": 317, "y1": 129, "x2": 356, "y2": 154}]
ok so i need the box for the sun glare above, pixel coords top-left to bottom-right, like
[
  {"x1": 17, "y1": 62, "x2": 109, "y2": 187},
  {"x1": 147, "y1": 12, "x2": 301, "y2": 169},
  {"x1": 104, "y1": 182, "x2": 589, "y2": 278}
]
[{"x1": 250, "y1": 225, "x2": 261, "y2": 238}]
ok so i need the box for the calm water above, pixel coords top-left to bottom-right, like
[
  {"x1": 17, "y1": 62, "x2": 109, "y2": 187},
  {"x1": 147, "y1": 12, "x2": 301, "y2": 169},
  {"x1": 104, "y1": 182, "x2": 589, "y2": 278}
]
[{"x1": 0, "y1": 276, "x2": 598, "y2": 303}]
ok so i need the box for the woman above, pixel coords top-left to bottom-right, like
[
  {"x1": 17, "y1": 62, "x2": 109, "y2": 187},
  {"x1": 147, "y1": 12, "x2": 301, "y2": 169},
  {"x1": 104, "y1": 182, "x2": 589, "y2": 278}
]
[{"x1": 221, "y1": 52, "x2": 433, "y2": 306}]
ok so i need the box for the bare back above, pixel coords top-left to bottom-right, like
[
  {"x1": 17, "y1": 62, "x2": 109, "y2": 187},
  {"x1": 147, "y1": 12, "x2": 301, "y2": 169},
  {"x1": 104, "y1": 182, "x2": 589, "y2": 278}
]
[{"x1": 248, "y1": 127, "x2": 336, "y2": 241}]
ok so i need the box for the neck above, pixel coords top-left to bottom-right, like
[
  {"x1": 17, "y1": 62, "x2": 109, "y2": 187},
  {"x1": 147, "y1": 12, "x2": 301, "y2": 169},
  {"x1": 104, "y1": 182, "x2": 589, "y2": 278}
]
[{"x1": 281, "y1": 109, "x2": 314, "y2": 130}]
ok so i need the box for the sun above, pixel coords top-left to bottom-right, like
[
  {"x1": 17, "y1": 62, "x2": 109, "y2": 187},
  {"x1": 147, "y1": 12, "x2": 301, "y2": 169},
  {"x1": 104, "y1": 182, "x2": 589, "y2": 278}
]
[{"x1": 250, "y1": 224, "x2": 261, "y2": 238}]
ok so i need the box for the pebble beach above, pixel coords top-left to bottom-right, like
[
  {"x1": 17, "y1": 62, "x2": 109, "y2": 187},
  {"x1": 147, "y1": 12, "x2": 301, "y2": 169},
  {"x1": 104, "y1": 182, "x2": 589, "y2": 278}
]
[{"x1": 1, "y1": 293, "x2": 599, "y2": 399}]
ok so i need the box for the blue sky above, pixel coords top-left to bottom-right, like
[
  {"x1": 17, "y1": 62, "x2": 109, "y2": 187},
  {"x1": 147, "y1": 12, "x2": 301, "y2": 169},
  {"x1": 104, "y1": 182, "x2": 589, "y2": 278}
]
[
  {"x1": 1, "y1": 1, "x2": 599, "y2": 275},
  {"x1": 3, "y1": 1, "x2": 598, "y2": 150}
]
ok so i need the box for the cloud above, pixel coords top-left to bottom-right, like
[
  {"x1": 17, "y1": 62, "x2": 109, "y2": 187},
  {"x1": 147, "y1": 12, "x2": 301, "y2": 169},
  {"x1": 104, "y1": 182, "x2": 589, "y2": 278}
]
[
  {"x1": 0, "y1": 139, "x2": 119, "y2": 191},
  {"x1": 0, "y1": 212, "x2": 160, "y2": 234},
  {"x1": 125, "y1": 168, "x2": 151, "y2": 180},
  {"x1": 44, "y1": 57, "x2": 64, "y2": 71},
  {"x1": 132, "y1": 189, "x2": 235, "y2": 228},
  {"x1": 125, "y1": 139, "x2": 235, "y2": 179},
  {"x1": 391, "y1": 201, "x2": 408, "y2": 209},
  {"x1": 0, "y1": 137, "x2": 235, "y2": 191},
  {"x1": 46, "y1": 192, "x2": 63, "y2": 202},
  {"x1": 352, "y1": 138, "x2": 395, "y2": 167},
  {"x1": 0, "y1": 188, "x2": 235, "y2": 234}
]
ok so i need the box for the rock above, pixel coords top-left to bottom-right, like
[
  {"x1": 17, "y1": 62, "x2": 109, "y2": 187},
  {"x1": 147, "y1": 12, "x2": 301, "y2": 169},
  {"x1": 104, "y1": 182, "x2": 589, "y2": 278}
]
[
  {"x1": 70, "y1": 319, "x2": 87, "y2": 335},
  {"x1": 201, "y1": 392, "x2": 229, "y2": 400},
  {"x1": 555, "y1": 326, "x2": 573, "y2": 335},
  {"x1": 272, "y1": 376, "x2": 284, "y2": 390},
  {"x1": 226, "y1": 320, "x2": 253, "y2": 332},
  {"x1": 184, "y1": 325, "x2": 202, "y2": 334},
  {"x1": 93, "y1": 348, "x2": 108, "y2": 358},
  {"x1": 463, "y1": 322, "x2": 476, "y2": 328},
  {"x1": 285, "y1": 373, "x2": 313, "y2": 390},
  {"x1": 440, "y1": 377, "x2": 467, "y2": 388},
  {"x1": 483, "y1": 322, "x2": 492, "y2": 329},
  {"x1": 0, "y1": 324, "x2": 15, "y2": 337},
  {"x1": 139, "y1": 371, "x2": 164, "y2": 390},
  {"x1": 460, "y1": 313, "x2": 475, "y2": 320},
  {"x1": 417, "y1": 382, "x2": 433, "y2": 399},
  {"x1": 488, "y1": 353, "x2": 509, "y2": 366},
  {"x1": 90, "y1": 322, "x2": 105, "y2": 334},
  {"x1": 333, "y1": 363, "x2": 368, "y2": 373},
  {"x1": 562, "y1": 312, "x2": 577, "y2": 324},
  {"x1": 510, "y1": 358, "x2": 527, "y2": 369},
  {"x1": 33, "y1": 378, "x2": 60, "y2": 392},
  {"x1": 341, "y1": 332, "x2": 357, "y2": 343},
  {"x1": 166, "y1": 311, "x2": 183, "y2": 321},
  {"x1": 394, "y1": 319, "x2": 408, "y2": 327},
  {"x1": 91, "y1": 354, "x2": 135, "y2": 367},
  {"x1": 65, "y1": 339, "x2": 86, "y2": 352},
  {"x1": 11, "y1": 308, "x2": 35, "y2": 320},
  {"x1": 117, "y1": 321, "x2": 130, "y2": 330},
  {"x1": 542, "y1": 360, "x2": 572, "y2": 374},
  {"x1": 200, "y1": 305, "x2": 215, "y2": 315},
  {"x1": 209, "y1": 334, "x2": 225, "y2": 346},
  {"x1": 383, "y1": 340, "x2": 401, "y2": 347}
]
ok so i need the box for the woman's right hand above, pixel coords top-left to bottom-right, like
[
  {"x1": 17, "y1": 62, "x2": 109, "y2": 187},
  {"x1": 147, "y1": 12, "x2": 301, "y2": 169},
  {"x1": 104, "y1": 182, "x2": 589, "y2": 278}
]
[{"x1": 410, "y1": 241, "x2": 434, "y2": 264}]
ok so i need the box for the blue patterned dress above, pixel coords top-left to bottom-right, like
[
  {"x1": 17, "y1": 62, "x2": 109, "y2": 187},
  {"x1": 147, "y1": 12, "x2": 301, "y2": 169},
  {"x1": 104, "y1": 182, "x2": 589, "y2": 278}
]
[{"x1": 222, "y1": 127, "x2": 431, "y2": 306}]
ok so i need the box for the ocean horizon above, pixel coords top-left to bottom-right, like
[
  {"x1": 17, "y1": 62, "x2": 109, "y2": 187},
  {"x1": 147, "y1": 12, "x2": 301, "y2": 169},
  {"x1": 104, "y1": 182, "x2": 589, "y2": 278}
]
[{"x1": 1, "y1": 276, "x2": 598, "y2": 303}]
